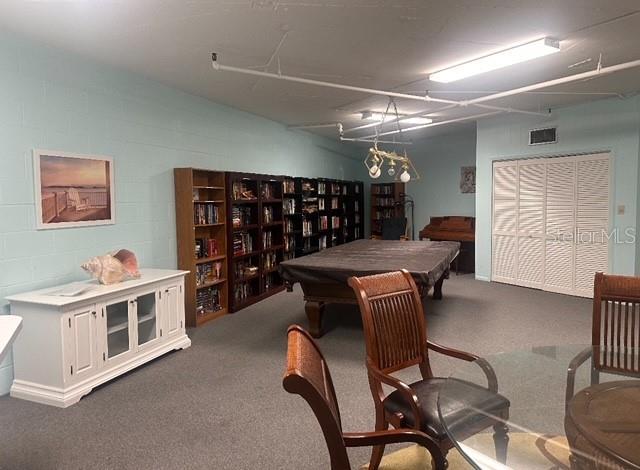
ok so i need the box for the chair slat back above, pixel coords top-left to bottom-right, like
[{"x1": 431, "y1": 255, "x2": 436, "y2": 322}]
[
  {"x1": 593, "y1": 272, "x2": 640, "y2": 375},
  {"x1": 349, "y1": 270, "x2": 428, "y2": 374},
  {"x1": 283, "y1": 325, "x2": 350, "y2": 469}
]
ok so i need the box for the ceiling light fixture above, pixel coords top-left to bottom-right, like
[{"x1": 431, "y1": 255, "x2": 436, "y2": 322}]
[
  {"x1": 361, "y1": 111, "x2": 432, "y2": 126},
  {"x1": 429, "y1": 37, "x2": 560, "y2": 83},
  {"x1": 364, "y1": 145, "x2": 419, "y2": 183}
]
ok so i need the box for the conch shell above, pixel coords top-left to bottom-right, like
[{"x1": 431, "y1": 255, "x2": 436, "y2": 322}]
[{"x1": 81, "y1": 249, "x2": 141, "y2": 285}]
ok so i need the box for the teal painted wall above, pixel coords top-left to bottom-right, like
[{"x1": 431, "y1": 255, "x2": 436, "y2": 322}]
[
  {"x1": 405, "y1": 130, "x2": 476, "y2": 234},
  {"x1": 0, "y1": 32, "x2": 360, "y2": 395},
  {"x1": 475, "y1": 96, "x2": 640, "y2": 281}
]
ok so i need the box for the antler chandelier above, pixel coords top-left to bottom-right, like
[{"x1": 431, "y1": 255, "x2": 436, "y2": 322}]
[{"x1": 363, "y1": 99, "x2": 419, "y2": 182}]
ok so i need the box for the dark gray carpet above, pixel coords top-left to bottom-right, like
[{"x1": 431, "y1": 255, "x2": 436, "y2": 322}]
[{"x1": 0, "y1": 275, "x2": 591, "y2": 470}]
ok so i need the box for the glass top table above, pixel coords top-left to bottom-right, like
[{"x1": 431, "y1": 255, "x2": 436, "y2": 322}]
[{"x1": 437, "y1": 345, "x2": 640, "y2": 470}]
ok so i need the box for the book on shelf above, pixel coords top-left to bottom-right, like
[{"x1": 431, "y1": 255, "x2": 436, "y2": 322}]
[
  {"x1": 261, "y1": 181, "x2": 279, "y2": 199},
  {"x1": 263, "y1": 230, "x2": 274, "y2": 249},
  {"x1": 331, "y1": 197, "x2": 338, "y2": 209},
  {"x1": 283, "y1": 179, "x2": 295, "y2": 194},
  {"x1": 232, "y1": 206, "x2": 253, "y2": 227},
  {"x1": 195, "y1": 238, "x2": 219, "y2": 259},
  {"x1": 263, "y1": 251, "x2": 277, "y2": 270},
  {"x1": 233, "y1": 231, "x2": 253, "y2": 255},
  {"x1": 302, "y1": 219, "x2": 313, "y2": 236},
  {"x1": 196, "y1": 286, "x2": 222, "y2": 316},
  {"x1": 283, "y1": 198, "x2": 296, "y2": 215},
  {"x1": 263, "y1": 206, "x2": 274, "y2": 224},
  {"x1": 232, "y1": 181, "x2": 257, "y2": 200},
  {"x1": 194, "y1": 203, "x2": 220, "y2": 225},
  {"x1": 196, "y1": 262, "x2": 223, "y2": 287}
]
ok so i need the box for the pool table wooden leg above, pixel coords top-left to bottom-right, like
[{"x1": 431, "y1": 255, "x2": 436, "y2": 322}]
[
  {"x1": 305, "y1": 301, "x2": 325, "y2": 338},
  {"x1": 432, "y1": 269, "x2": 449, "y2": 300}
]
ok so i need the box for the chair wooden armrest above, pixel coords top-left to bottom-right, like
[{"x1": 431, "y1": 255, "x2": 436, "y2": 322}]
[
  {"x1": 370, "y1": 235, "x2": 382, "y2": 240},
  {"x1": 368, "y1": 362, "x2": 423, "y2": 429},
  {"x1": 565, "y1": 346, "x2": 593, "y2": 409},
  {"x1": 427, "y1": 340, "x2": 498, "y2": 392},
  {"x1": 343, "y1": 429, "x2": 446, "y2": 468}
]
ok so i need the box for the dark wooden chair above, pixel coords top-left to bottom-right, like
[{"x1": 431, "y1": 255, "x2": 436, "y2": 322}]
[
  {"x1": 283, "y1": 324, "x2": 446, "y2": 470},
  {"x1": 565, "y1": 272, "x2": 640, "y2": 469},
  {"x1": 348, "y1": 270, "x2": 510, "y2": 470},
  {"x1": 567, "y1": 272, "x2": 640, "y2": 401},
  {"x1": 381, "y1": 217, "x2": 408, "y2": 240}
]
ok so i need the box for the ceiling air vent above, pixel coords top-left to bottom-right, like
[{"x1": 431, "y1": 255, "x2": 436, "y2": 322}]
[{"x1": 529, "y1": 127, "x2": 557, "y2": 145}]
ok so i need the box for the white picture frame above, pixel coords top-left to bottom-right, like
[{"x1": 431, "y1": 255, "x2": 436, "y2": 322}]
[{"x1": 33, "y1": 150, "x2": 116, "y2": 230}]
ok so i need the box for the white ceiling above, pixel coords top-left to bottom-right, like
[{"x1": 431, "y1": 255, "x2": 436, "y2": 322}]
[{"x1": 1, "y1": 1, "x2": 639, "y2": 142}]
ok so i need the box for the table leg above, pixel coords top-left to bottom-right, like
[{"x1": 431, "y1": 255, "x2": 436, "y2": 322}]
[
  {"x1": 305, "y1": 301, "x2": 325, "y2": 338},
  {"x1": 433, "y1": 270, "x2": 449, "y2": 300}
]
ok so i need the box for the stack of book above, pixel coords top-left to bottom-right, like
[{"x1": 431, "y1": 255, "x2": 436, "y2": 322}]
[{"x1": 232, "y1": 206, "x2": 252, "y2": 227}]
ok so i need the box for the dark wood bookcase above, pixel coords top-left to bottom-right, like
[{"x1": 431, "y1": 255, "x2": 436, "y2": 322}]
[
  {"x1": 370, "y1": 182, "x2": 405, "y2": 237},
  {"x1": 174, "y1": 168, "x2": 228, "y2": 327},
  {"x1": 226, "y1": 172, "x2": 286, "y2": 312}
]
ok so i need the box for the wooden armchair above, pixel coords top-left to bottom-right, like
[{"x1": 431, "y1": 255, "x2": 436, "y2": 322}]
[
  {"x1": 566, "y1": 272, "x2": 640, "y2": 405},
  {"x1": 283, "y1": 324, "x2": 446, "y2": 470},
  {"x1": 565, "y1": 272, "x2": 640, "y2": 470},
  {"x1": 348, "y1": 270, "x2": 510, "y2": 470}
]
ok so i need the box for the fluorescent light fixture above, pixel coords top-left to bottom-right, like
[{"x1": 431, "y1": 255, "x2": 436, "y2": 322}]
[
  {"x1": 429, "y1": 37, "x2": 560, "y2": 83},
  {"x1": 362, "y1": 112, "x2": 432, "y2": 125}
]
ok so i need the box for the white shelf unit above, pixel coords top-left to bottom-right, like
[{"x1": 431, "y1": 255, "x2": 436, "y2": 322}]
[{"x1": 6, "y1": 269, "x2": 191, "y2": 408}]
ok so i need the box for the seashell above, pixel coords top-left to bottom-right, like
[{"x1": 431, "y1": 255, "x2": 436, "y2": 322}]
[
  {"x1": 81, "y1": 251, "x2": 138, "y2": 285},
  {"x1": 112, "y1": 249, "x2": 141, "y2": 279}
]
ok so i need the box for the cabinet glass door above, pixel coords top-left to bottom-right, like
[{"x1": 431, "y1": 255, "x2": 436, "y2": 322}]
[
  {"x1": 106, "y1": 300, "x2": 130, "y2": 359},
  {"x1": 136, "y1": 292, "x2": 157, "y2": 347}
]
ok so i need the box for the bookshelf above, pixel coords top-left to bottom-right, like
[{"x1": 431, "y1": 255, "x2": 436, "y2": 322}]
[
  {"x1": 342, "y1": 180, "x2": 365, "y2": 242},
  {"x1": 174, "y1": 168, "x2": 228, "y2": 327},
  {"x1": 282, "y1": 176, "x2": 299, "y2": 262},
  {"x1": 370, "y1": 182, "x2": 405, "y2": 237},
  {"x1": 226, "y1": 172, "x2": 286, "y2": 312},
  {"x1": 295, "y1": 177, "x2": 320, "y2": 256}
]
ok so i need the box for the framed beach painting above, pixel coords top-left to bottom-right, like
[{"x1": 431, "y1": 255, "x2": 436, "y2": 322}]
[{"x1": 33, "y1": 150, "x2": 115, "y2": 229}]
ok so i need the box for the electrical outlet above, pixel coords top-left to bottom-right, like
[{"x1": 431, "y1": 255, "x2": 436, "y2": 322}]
[{"x1": 617, "y1": 204, "x2": 625, "y2": 215}]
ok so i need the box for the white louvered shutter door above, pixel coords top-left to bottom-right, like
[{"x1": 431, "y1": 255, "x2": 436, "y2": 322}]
[
  {"x1": 516, "y1": 160, "x2": 546, "y2": 288},
  {"x1": 492, "y1": 162, "x2": 518, "y2": 283},
  {"x1": 544, "y1": 158, "x2": 576, "y2": 295},
  {"x1": 574, "y1": 155, "x2": 610, "y2": 297}
]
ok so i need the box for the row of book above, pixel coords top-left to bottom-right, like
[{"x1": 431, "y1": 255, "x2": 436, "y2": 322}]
[
  {"x1": 263, "y1": 206, "x2": 275, "y2": 224},
  {"x1": 263, "y1": 251, "x2": 277, "y2": 271},
  {"x1": 231, "y1": 206, "x2": 253, "y2": 227},
  {"x1": 376, "y1": 197, "x2": 396, "y2": 207},
  {"x1": 194, "y1": 203, "x2": 220, "y2": 225},
  {"x1": 372, "y1": 185, "x2": 395, "y2": 195},
  {"x1": 233, "y1": 231, "x2": 253, "y2": 256},
  {"x1": 262, "y1": 182, "x2": 279, "y2": 200},
  {"x1": 196, "y1": 286, "x2": 222, "y2": 316},
  {"x1": 302, "y1": 219, "x2": 314, "y2": 236},
  {"x1": 283, "y1": 179, "x2": 295, "y2": 194},
  {"x1": 374, "y1": 208, "x2": 396, "y2": 220},
  {"x1": 195, "y1": 261, "x2": 223, "y2": 287},
  {"x1": 232, "y1": 181, "x2": 256, "y2": 200},
  {"x1": 263, "y1": 230, "x2": 274, "y2": 249},
  {"x1": 195, "y1": 238, "x2": 219, "y2": 259},
  {"x1": 283, "y1": 198, "x2": 296, "y2": 215},
  {"x1": 284, "y1": 219, "x2": 294, "y2": 233},
  {"x1": 284, "y1": 235, "x2": 295, "y2": 252}
]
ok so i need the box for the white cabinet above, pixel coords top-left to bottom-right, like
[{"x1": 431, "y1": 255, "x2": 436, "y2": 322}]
[{"x1": 7, "y1": 269, "x2": 190, "y2": 407}]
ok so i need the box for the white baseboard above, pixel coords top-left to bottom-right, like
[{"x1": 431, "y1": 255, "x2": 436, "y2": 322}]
[{"x1": 475, "y1": 275, "x2": 490, "y2": 282}]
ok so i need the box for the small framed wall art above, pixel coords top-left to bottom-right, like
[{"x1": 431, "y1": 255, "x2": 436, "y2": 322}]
[
  {"x1": 33, "y1": 150, "x2": 115, "y2": 229},
  {"x1": 460, "y1": 166, "x2": 476, "y2": 194}
]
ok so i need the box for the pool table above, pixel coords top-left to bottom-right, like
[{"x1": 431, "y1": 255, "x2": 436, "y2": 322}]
[{"x1": 279, "y1": 239, "x2": 460, "y2": 337}]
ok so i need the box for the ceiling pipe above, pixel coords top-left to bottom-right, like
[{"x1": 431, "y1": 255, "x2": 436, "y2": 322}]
[
  {"x1": 211, "y1": 54, "x2": 547, "y2": 118},
  {"x1": 463, "y1": 58, "x2": 640, "y2": 106},
  {"x1": 359, "y1": 111, "x2": 501, "y2": 139},
  {"x1": 212, "y1": 54, "x2": 454, "y2": 105},
  {"x1": 288, "y1": 122, "x2": 342, "y2": 130},
  {"x1": 340, "y1": 137, "x2": 412, "y2": 145}
]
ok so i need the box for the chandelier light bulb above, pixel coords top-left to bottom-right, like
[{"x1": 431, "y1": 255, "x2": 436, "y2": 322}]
[
  {"x1": 388, "y1": 166, "x2": 396, "y2": 177},
  {"x1": 370, "y1": 166, "x2": 382, "y2": 179},
  {"x1": 369, "y1": 163, "x2": 379, "y2": 174},
  {"x1": 400, "y1": 170, "x2": 411, "y2": 183}
]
